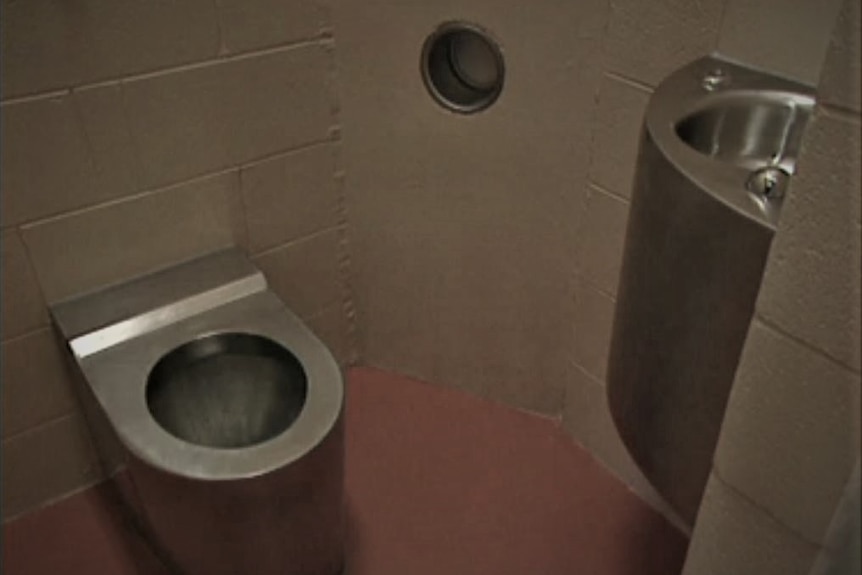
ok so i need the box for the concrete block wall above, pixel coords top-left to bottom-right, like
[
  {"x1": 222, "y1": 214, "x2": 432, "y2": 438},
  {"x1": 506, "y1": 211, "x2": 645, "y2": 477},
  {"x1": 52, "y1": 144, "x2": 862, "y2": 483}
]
[
  {"x1": 565, "y1": 0, "x2": 849, "y2": 516},
  {"x1": 682, "y1": 0, "x2": 861, "y2": 571},
  {"x1": 0, "y1": 0, "x2": 355, "y2": 520},
  {"x1": 2, "y1": 0, "x2": 854, "y2": 551},
  {"x1": 333, "y1": 0, "x2": 852, "y2": 525},
  {"x1": 333, "y1": 1, "x2": 729, "y2": 516}
]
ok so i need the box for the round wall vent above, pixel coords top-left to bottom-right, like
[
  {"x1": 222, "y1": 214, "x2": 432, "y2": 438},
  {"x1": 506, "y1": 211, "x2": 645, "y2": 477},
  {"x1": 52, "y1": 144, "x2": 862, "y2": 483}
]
[{"x1": 421, "y1": 22, "x2": 505, "y2": 114}]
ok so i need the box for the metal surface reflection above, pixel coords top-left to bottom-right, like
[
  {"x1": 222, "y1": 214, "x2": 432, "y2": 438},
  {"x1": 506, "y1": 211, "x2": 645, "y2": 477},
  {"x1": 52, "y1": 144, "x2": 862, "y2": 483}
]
[
  {"x1": 607, "y1": 56, "x2": 815, "y2": 527},
  {"x1": 51, "y1": 248, "x2": 345, "y2": 575}
]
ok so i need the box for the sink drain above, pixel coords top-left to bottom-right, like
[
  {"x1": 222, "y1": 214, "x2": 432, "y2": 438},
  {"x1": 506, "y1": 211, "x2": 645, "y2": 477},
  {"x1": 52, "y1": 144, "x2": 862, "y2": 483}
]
[{"x1": 421, "y1": 22, "x2": 505, "y2": 113}]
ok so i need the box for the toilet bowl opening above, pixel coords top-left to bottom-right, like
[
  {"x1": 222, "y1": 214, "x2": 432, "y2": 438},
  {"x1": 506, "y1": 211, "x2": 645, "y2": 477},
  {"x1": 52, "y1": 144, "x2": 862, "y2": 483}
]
[{"x1": 146, "y1": 333, "x2": 308, "y2": 449}]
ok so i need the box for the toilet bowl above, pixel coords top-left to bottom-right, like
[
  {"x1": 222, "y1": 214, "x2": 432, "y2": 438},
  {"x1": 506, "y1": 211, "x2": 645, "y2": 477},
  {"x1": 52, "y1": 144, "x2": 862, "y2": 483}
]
[{"x1": 50, "y1": 248, "x2": 345, "y2": 575}]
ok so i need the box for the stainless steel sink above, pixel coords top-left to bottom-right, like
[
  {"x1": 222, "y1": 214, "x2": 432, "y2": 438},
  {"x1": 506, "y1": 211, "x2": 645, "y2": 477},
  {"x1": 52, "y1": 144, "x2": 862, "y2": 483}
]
[
  {"x1": 676, "y1": 95, "x2": 808, "y2": 170},
  {"x1": 648, "y1": 57, "x2": 814, "y2": 226},
  {"x1": 607, "y1": 56, "x2": 815, "y2": 526}
]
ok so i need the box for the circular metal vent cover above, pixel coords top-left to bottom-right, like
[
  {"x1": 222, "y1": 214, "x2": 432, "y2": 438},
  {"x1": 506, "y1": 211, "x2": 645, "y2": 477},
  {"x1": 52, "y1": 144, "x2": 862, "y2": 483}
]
[{"x1": 421, "y1": 22, "x2": 505, "y2": 114}]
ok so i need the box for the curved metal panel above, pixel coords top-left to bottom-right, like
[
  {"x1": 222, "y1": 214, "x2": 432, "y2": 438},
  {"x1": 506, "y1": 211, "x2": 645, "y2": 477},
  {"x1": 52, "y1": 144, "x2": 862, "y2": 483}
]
[
  {"x1": 607, "y1": 56, "x2": 815, "y2": 526},
  {"x1": 51, "y1": 249, "x2": 346, "y2": 574},
  {"x1": 129, "y1": 412, "x2": 345, "y2": 575},
  {"x1": 608, "y1": 136, "x2": 772, "y2": 524}
]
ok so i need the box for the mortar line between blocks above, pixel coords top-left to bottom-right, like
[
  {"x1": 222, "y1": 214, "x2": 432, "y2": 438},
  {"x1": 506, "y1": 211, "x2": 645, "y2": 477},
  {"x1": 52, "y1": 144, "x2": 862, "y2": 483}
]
[
  {"x1": 603, "y1": 71, "x2": 655, "y2": 93},
  {"x1": 0, "y1": 36, "x2": 329, "y2": 104},
  {"x1": 250, "y1": 225, "x2": 343, "y2": 259},
  {"x1": 2, "y1": 410, "x2": 83, "y2": 444},
  {"x1": 756, "y1": 313, "x2": 861, "y2": 376},
  {"x1": 712, "y1": 467, "x2": 826, "y2": 551},
  {"x1": 16, "y1": 136, "x2": 336, "y2": 230}
]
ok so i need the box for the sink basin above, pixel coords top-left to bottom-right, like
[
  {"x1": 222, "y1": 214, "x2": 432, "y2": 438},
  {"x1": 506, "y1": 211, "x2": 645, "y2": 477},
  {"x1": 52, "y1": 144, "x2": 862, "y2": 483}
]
[
  {"x1": 675, "y1": 94, "x2": 810, "y2": 173},
  {"x1": 646, "y1": 58, "x2": 815, "y2": 227}
]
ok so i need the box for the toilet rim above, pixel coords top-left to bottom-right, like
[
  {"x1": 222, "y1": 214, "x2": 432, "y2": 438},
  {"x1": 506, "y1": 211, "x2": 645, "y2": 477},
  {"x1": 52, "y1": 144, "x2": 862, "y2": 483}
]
[{"x1": 77, "y1": 291, "x2": 344, "y2": 481}]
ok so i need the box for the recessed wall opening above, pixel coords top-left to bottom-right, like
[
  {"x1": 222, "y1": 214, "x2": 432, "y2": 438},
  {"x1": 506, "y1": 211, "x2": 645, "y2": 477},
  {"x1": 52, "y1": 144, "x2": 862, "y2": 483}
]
[{"x1": 421, "y1": 22, "x2": 505, "y2": 114}]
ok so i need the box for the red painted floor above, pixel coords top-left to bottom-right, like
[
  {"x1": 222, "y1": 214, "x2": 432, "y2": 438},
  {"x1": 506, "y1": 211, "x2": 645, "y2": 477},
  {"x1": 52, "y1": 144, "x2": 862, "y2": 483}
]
[
  {"x1": 3, "y1": 367, "x2": 687, "y2": 574},
  {"x1": 3, "y1": 481, "x2": 170, "y2": 575}
]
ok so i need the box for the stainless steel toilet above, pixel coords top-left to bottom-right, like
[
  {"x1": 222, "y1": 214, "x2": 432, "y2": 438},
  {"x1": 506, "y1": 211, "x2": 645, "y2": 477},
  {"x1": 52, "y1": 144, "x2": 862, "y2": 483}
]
[{"x1": 50, "y1": 248, "x2": 345, "y2": 575}]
